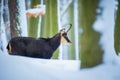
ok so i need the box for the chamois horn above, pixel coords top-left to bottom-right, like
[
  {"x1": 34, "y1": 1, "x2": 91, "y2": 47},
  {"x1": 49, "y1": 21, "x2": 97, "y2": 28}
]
[{"x1": 66, "y1": 24, "x2": 72, "y2": 33}]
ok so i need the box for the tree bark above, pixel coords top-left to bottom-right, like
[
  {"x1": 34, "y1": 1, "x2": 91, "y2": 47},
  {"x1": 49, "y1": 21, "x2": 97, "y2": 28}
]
[
  {"x1": 28, "y1": 0, "x2": 40, "y2": 37},
  {"x1": 78, "y1": 0, "x2": 103, "y2": 68},
  {"x1": 8, "y1": 0, "x2": 19, "y2": 38},
  {"x1": 114, "y1": 0, "x2": 120, "y2": 55}
]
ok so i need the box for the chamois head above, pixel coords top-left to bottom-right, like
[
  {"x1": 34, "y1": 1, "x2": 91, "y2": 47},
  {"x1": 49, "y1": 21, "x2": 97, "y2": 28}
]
[{"x1": 60, "y1": 24, "x2": 72, "y2": 44}]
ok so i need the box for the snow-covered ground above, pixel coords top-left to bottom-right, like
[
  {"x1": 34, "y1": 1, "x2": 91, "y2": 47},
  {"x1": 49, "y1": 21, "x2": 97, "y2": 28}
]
[{"x1": 0, "y1": 51, "x2": 120, "y2": 80}]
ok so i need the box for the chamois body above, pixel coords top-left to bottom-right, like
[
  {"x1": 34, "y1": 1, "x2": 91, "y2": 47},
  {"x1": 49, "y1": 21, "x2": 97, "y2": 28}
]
[
  {"x1": 7, "y1": 24, "x2": 72, "y2": 59},
  {"x1": 7, "y1": 33, "x2": 61, "y2": 59}
]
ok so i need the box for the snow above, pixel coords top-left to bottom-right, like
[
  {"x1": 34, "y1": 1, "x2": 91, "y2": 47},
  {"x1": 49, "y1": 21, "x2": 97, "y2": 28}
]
[
  {"x1": 0, "y1": 52, "x2": 120, "y2": 80},
  {"x1": 0, "y1": 0, "x2": 8, "y2": 54},
  {"x1": 73, "y1": 0, "x2": 79, "y2": 60},
  {"x1": 93, "y1": 0, "x2": 117, "y2": 64},
  {"x1": 26, "y1": 4, "x2": 46, "y2": 17},
  {"x1": 18, "y1": 0, "x2": 28, "y2": 36}
]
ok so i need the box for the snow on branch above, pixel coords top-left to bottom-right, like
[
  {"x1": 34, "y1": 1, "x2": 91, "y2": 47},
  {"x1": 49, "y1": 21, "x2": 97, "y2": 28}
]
[{"x1": 26, "y1": 4, "x2": 46, "y2": 18}]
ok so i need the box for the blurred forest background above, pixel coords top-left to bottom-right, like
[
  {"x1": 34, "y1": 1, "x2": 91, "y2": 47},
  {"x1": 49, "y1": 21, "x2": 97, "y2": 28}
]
[{"x1": 0, "y1": 0, "x2": 120, "y2": 69}]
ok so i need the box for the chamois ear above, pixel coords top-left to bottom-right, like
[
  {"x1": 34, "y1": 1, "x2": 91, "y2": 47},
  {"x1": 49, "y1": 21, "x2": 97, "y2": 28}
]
[
  {"x1": 59, "y1": 24, "x2": 72, "y2": 33},
  {"x1": 59, "y1": 28, "x2": 65, "y2": 33}
]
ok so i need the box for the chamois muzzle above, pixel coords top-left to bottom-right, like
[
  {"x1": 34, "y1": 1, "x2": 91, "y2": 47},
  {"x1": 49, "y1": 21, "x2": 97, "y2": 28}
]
[{"x1": 60, "y1": 24, "x2": 72, "y2": 44}]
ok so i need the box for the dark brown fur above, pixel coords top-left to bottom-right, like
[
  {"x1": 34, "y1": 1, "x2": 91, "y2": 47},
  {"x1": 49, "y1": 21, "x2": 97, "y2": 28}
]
[{"x1": 6, "y1": 31, "x2": 71, "y2": 59}]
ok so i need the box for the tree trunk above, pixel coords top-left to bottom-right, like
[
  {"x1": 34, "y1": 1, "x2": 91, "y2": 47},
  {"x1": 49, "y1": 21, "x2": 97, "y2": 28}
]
[
  {"x1": 68, "y1": 2, "x2": 75, "y2": 59},
  {"x1": 114, "y1": 0, "x2": 120, "y2": 55},
  {"x1": 28, "y1": 0, "x2": 40, "y2": 37},
  {"x1": 78, "y1": 0, "x2": 103, "y2": 68},
  {"x1": 41, "y1": 0, "x2": 58, "y2": 59},
  {"x1": 8, "y1": 0, "x2": 19, "y2": 38}
]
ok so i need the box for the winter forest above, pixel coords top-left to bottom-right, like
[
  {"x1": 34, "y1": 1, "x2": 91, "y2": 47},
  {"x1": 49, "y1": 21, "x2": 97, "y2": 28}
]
[{"x1": 0, "y1": 0, "x2": 120, "y2": 80}]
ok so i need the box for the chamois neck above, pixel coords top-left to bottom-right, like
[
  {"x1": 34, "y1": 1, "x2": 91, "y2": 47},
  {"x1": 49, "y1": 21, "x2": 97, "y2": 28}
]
[{"x1": 50, "y1": 33, "x2": 61, "y2": 51}]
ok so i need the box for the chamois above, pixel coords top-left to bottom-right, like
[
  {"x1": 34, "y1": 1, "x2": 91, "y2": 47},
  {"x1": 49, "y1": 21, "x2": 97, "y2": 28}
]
[{"x1": 6, "y1": 24, "x2": 72, "y2": 59}]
